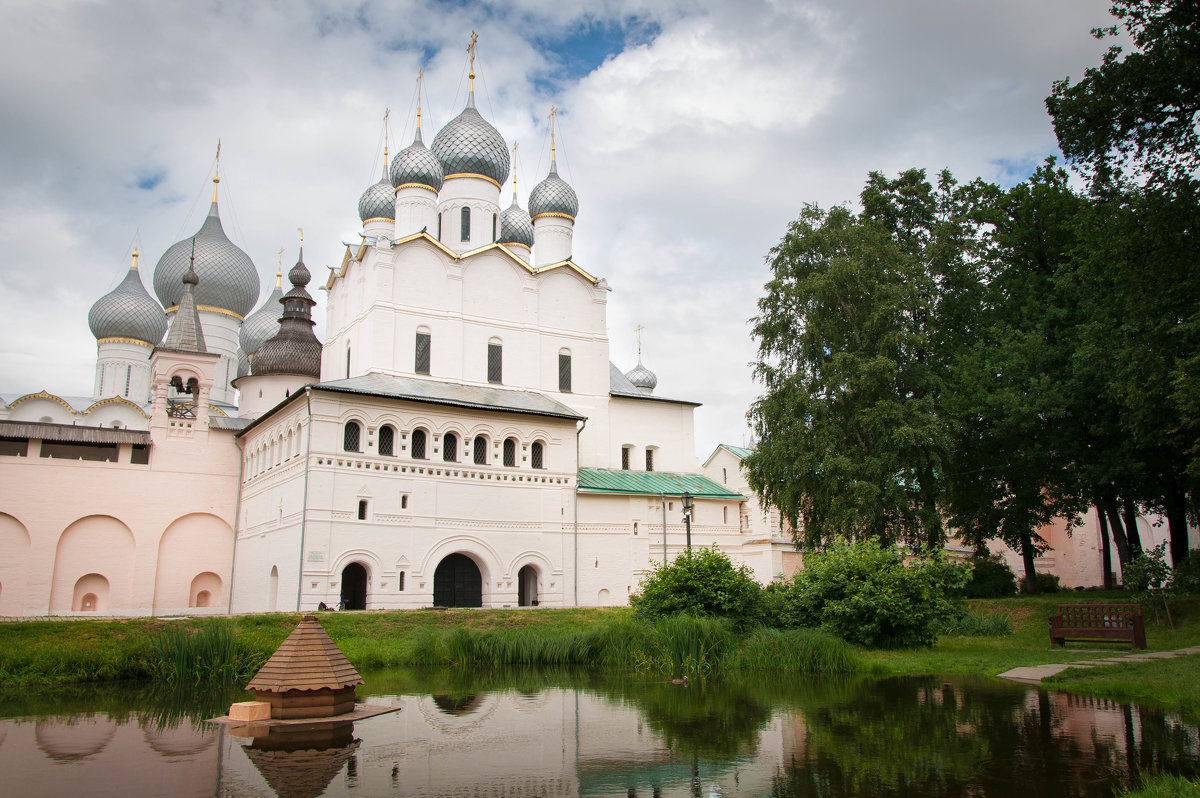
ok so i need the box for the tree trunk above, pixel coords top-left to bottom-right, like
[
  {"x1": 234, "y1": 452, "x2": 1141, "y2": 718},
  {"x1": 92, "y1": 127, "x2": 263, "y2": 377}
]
[
  {"x1": 1020, "y1": 531, "x2": 1039, "y2": 594},
  {"x1": 1164, "y1": 484, "x2": 1190, "y2": 567},
  {"x1": 1097, "y1": 506, "x2": 1114, "y2": 589},
  {"x1": 1100, "y1": 490, "x2": 1131, "y2": 570},
  {"x1": 1122, "y1": 498, "x2": 1143, "y2": 558}
]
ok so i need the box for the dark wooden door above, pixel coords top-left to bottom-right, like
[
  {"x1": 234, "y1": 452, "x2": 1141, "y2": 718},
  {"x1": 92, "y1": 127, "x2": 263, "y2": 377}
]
[{"x1": 433, "y1": 553, "x2": 482, "y2": 607}]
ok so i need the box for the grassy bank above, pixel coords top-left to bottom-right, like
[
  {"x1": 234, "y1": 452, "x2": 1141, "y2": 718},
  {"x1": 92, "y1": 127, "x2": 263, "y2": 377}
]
[{"x1": 2, "y1": 594, "x2": 1197, "y2": 716}]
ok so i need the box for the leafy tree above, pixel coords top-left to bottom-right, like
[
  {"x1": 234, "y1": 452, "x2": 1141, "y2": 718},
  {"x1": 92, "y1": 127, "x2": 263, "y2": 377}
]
[
  {"x1": 1047, "y1": 0, "x2": 1200, "y2": 184},
  {"x1": 629, "y1": 546, "x2": 762, "y2": 627},
  {"x1": 746, "y1": 169, "x2": 990, "y2": 550},
  {"x1": 769, "y1": 539, "x2": 971, "y2": 649}
]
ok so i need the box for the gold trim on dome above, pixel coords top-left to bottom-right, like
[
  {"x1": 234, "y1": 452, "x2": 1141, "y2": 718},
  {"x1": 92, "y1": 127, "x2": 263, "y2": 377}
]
[
  {"x1": 7, "y1": 390, "x2": 76, "y2": 412},
  {"x1": 98, "y1": 336, "x2": 155, "y2": 348},
  {"x1": 164, "y1": 304, "x2": 245, "y2": 321},
  {"x1": 394, "y1": 182, "x2": 438, "y2": 193},
  {"x1": 362, "y1": 217, "x2": 394, "y2": 225},
  {"x1": 531, "y1": 212, "x2": 576, "y2": 222},
  {"x1": 444, "y1": 173, "x2": 502, "y2": 189},
  {"x1": 83, "y1": 396, "x2": 151, "y2": 418},
  {"x1": 502, "y1": 241, "x2": 532, "y2": 252}
]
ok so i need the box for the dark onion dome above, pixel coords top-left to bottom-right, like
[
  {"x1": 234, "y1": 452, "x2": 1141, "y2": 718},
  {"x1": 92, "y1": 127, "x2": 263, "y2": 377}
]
[
  {"x1": 153, "y1": 185, "x2": 259, "y2": 318},
  {"x1": 358, "y1": 160, "x2": 395, "y2": 223},
  {"x1": 239, "y1": 270, "x2": 284, "y2": 356},
  {"x1": 625, "y1": 360, "x2": 657, "y2": 393},
  {"x1": 529, "y1": 159, "x2": 579, "y2": 220},
  {"x1": 499, "y1": 191, "x2": 534, "y2": 249},
  {"x1": 88, "y1": 250, "x2": 168, "y2": 345},
  {"x1": 390, "y1": 124, "x2": 444, "y2": 192},
  {"x1": 252, "y1": 249, "x2": 321, "y2": 379},
  {"x1": 236, "y1": 348, "x2": 250, "y2": 379},
  {"x1": 430, "y1": 91, "x2": 509, "y2": 186}
]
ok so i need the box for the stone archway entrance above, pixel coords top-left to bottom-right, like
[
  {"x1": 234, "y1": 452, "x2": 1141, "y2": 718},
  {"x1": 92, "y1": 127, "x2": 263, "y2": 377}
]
[
  {"x1": 433, "y1": 553, "x2": 482, "y2": 608},
  {"x1": 340, "y1": 563, "x2": 367, "y2": 610},
  {"x1": 518, "y1": 564, "x2": 538, "y2": 606}
]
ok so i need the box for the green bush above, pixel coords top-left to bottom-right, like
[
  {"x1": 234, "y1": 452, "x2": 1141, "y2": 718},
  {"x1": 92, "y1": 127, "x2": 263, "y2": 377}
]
[
  {"x1": 630, "y1": 546, "x2": 762, "y2": 627},
  {"x1": 963, "y1": 554, "x2": 1017, "y2": 598},
  {"x1": 770, "y1": 539, "x2": 972, "y2": 648},
  {"x1": 1019, "y1": 572, "x2": 1061, "y2": 594},
  {"x1": 1172, "y1": 552, "x2": 1200, "y2": 595}
]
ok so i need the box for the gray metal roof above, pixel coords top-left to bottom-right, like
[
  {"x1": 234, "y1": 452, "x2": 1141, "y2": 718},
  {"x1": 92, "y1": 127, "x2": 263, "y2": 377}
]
[
  {"x1": 88, "y1": 259, "x2": 167, "y2": 345},
  {"x1": 430, "y1": 93, "x2": 510, "y2": 185},
  {"x1": 499, "y1": 196, "x2": 534, "y2": 248},
  {"x1": 160, "y1": 265, "x2": 207, "y2": 353},
  {"x1": 625, "y1": 360, "x2": 658, "y2": 392},
  {"x1": 0, "y1": 419, "x2": 149, "y2": 444},
  {"x1": 239, "y1": 281, "x2": 283, "y2": 356},
  {"x1": 153, "y1": 201, "x2": 259, "y2": 318},
  {"x1": 390, "y1": 127, "x2": 444, "y2": 192},
  {"x1": 209, "y1": 416, "x2": 253, "y2": 431},
  {"x1": 608, "y1": 362, "x2": 700, "y2": 407},
  {"x1": 358, "y1": 175, "x2": 395, "y2": 222},
  {"x1": 252, "y1": 253, "x2": 321, "y2": 378},
  {"x1": 529, "y1": 161, "x2": 579, "y2": 219},
  {"x1": 315, "y1": 373, "x2": 584, "y2": 420}
]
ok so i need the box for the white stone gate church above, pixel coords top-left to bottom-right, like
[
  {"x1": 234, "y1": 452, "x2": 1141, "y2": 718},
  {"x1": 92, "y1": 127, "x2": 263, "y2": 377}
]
[{"x1": 0, "y1": 62, "x2": 799, "y2": 616}]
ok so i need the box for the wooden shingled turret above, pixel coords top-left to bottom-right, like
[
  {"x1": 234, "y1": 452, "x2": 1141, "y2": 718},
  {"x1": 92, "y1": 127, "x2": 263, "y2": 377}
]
[{"x1": 245, "y1": 614, "x2": 364, "y2": 719}]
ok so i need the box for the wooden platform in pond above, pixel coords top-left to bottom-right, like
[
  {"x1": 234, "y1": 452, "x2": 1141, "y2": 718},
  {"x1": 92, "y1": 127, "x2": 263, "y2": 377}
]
[{"x1": 206, "y1": 702, "x2": 400, "y2": 731}]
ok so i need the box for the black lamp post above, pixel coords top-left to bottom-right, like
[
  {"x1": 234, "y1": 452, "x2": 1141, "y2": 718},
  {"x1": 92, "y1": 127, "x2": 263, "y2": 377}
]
[{"x1": 681, "y1": 491, "x2": 693, "y2": 550}]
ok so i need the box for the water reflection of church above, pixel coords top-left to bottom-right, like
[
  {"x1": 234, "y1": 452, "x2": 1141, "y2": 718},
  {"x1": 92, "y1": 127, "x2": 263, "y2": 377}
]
[{"x1": 0, "y1": 50, "x2": 803, "y2": 617}]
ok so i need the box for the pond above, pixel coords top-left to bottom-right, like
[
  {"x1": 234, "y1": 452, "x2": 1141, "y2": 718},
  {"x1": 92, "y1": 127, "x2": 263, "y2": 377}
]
[{"x1": 1, "y1": 671, "x2": 1196, "y2": 797}]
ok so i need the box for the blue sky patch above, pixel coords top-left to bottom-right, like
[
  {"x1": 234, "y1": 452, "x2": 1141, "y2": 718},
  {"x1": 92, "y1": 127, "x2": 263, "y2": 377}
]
[
  {"x1": 992, "y1": 153, "x2": 1060, "y2": 189},
  {"x1": 134, "y1": 170, "x2": 165, "y2": 191},
  {"x1": 532, "y1": 16, "x2": 661, "y2": 91}
]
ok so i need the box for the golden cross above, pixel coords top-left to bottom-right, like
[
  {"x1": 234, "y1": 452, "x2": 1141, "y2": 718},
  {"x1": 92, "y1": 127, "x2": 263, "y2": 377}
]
[
  {"x1": 548, "y1": 106, "x2": 558, "y2": 160},
  {"x1": 468, "y1": 31, "x2": 478, "y2": 83},
  {"x1": 297, "y1": 227, "x2": 303, "y2": 245},
  {"x1": 635, "y1": 324, "x2": 644, "y2": 361}
]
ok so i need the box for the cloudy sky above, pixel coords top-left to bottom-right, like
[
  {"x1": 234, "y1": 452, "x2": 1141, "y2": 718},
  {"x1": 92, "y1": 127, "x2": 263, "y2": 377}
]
[{"x1": 0, "y1": 0, "x2": 1118, "y2": 460}]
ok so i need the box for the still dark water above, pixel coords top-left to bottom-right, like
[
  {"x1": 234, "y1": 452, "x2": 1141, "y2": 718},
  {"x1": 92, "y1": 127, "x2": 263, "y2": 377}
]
[{"x1": 1, "y1": 671, "x2": 1196, "y2": 797}]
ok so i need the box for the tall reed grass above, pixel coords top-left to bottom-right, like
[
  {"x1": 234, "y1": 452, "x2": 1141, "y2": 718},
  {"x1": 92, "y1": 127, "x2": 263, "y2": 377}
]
[{"x1": 145, "y1": 621, "x2": 265, "y2": 684}]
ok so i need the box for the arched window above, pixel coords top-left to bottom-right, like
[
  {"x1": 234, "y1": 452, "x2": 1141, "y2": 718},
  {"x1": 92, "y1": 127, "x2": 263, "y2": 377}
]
[
  {"x1": 415, "y1": 328, "x2": 431, "y2": 375},
  {"x1": 645, "y1": 447, "x2": 655, "y2": 472},
  {"x1": 621, "y1": 446, "x2": 632, "y2": 470},
  {"x1": 487, "y1": 339, "x2": 502, "y2": 384},
  {"x1": 379, "y1": 425, "x2": 395, "y2": 456},
  {"x1": 531, "y1": 441, "x2": 545, "y2": 470},
  {"x1": 443, "y1": 432, "x2": 458, "y2": 462},
  {"x1": 473, "y1": 436, "x2": 488, "y2": 465},
  {"x1": 398, "y1": 571, "x2": 405, "y2": 591},
  {"x1": 343, "y1": 421, "x2": 362, "y2": 452},
  {"x1": 503, "y1": 437, "x2": 517, "y2": 467},
  {"x1": 411, "y1": 428, "x2": 428, "y2": 459},
  {"x1": 346, "y1": 345, "x2": 352, "y2": 379},
  {"x1": 558, "y1": 349, "x2": 572, "y2": 392},
  {"x1": 460, "y1": 206, "x2": 471, "y2": 241}
]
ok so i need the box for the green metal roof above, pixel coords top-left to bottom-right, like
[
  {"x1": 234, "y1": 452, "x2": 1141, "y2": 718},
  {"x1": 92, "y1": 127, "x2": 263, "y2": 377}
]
[
  {"x1": 577, "y1": 468, "x2": 743, "y2": 499},
  {"x1": 720, "y1": 443, "x2": 754, "y2": 460}
]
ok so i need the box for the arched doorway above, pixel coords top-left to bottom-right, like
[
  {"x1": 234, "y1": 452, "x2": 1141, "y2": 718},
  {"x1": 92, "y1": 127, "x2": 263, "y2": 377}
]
[
  {"x1": 341, "y1": 563, "x2": 368, "y2": 610},
  {"x1": 518, "y1": 564, "x2": 538, "y2": 606},
  {"x1": 433, "y1": 554, "x2": 482, "y2": 608}
]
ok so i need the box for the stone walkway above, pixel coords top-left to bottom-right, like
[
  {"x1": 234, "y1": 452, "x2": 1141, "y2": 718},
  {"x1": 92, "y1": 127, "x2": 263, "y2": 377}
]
[{"x1": 997, "y1": 645, "x2": 1200, "y2": 684}]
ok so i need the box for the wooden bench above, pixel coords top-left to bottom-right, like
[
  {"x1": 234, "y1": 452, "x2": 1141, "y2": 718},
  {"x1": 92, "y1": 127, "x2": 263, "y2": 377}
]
[{"x1": 1048, "y1": 603, "x2": 1146, "y2": 649}]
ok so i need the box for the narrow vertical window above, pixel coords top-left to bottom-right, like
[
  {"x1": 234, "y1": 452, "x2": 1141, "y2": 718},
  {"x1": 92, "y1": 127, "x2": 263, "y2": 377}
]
[
  {"x1": 344, "y1": 421, "x2": 361, "y2": 452},
  {"x1": 437, "y1": 212, "x2": 442, "y2": 240},
  {"x1": 621, "y1": 446, "x2": 631, "y2": 470},
  {"x1": 531, "y1": 441, "x2": 545, "y2": 470},
  {"x1": 473, "y1": 436, "x2": 487, "y2": 465},
  {"x1": 487, "y1": 341, "x2": 502, "y2": 384},
  {"x1": 722, "y1": 467, "x2": 727, "y2": 485},
  {"x1": 379, "y1": 425, "x2": 395, "y2": 456},
  {"x1": 558, "y1": 351, "x2": 572, "y2": 392},
  {"x1": 460, "y1": 206, "x2": 471, "y2": 241},
  {"x1": 346, "y1": 345, "x2": 351, "y2": 379},
  {"x1": 645, "y1": 448, "x2": 655, "y2": 472},
  {"x1": 503, "y1": 437, "x2": 517, "y2": 467},
  {"x1": 443, "y1": 432, "x2": 458, "y2": 462},
  {"x1": 415, "y1": 330, "x2": 431, "y2": 375},
  {"x1": 398, "y1": 571, "x2": 405, "y2": 591},
  {"x1": 357, "y1": 499, "x2": 368, "y2": 520},
  {"x1": 492, "y1": 213, "x2": 497, "y2": 241},
  {"x1": 401, "y1": 494, "x2": 408, "y2": 509},
  {"x1": 411, "y1": 428, "x2": 427, "y2": 459},
  {"x1": 99, "y1": 367, "x2": 104, "y2": 396},
  {"x1": 723, "y1": 506, "x2": 729, "y2": 524},
  {"x1": 125, "y1": 365, "x2": 132, "y2": 397}
]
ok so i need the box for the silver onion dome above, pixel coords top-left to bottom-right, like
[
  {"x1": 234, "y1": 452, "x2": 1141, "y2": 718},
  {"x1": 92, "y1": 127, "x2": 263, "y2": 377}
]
[
  {"x1": 252, "y1": 249, "x2": 321, "y2": 379},
  {"x1": 358, "y1": 175, "x2": 395, "y2": 222},
  {"x1": 390, "y1": 127, "x2": 444, "y2": 192},
  {"x1": 529, "y1": 160, "x2": 579, "y2": 220},
  {"x1": 625, "y1": 360, "x2": 657, "y2": 393},
  {"x1": 153, "y1": 197, "x2": 259, "y2": 318},
  {"x1": 500, "y1": 195, "x2": 534, "y2": 248},
  {"x1": 430, "y1": 93, "x2": 510, "y2": 186},
  {"x1": 88, "y1": 252, "x2": 168, "y2": 345},
  {"x1": 239, "y1": 273, "x2": 284, "y2": 356},
  {"x1": 236, "y1": 348, "x2": 251, "y2": 379}
]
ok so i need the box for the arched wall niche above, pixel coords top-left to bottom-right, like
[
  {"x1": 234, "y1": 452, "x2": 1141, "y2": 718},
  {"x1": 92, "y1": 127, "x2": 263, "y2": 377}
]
[
  {"x1": 0, "y1": 513, "x2": 31, "y2": 616},
  {"x1": 73, "y1": 573, "x2": 109, "y2": 612},
  {"x1": 189, "y1": 572, "x2": 222, "y2": 608},
  {"x1": 49, "y1": 516, "x2": 135, "y2": 613},
  {"x1": 153, "y1": 514, "x2": 234, "y2": 613}
]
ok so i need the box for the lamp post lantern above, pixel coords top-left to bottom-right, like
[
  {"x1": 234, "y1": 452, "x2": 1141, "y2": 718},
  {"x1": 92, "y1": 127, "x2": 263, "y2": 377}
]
[{"x1": 681, "y1": 491, "x2": 693, "y2": 550}]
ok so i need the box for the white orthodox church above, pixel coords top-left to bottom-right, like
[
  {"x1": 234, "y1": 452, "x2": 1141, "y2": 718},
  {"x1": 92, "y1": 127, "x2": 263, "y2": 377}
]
[{"x1": 0, "y1": 62, "x2": 802, "y2": 617}]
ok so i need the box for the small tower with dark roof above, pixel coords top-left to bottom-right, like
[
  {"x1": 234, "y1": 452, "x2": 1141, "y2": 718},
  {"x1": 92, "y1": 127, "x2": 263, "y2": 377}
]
[{"x1": 234, "y1": 242, "x2": 323, "y2": 419}]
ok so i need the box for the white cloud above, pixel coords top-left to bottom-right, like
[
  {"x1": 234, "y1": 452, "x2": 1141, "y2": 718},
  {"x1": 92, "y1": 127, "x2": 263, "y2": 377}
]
[{"x1": 0, "y1": 0, "x2": 1117, "y2": 460}]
